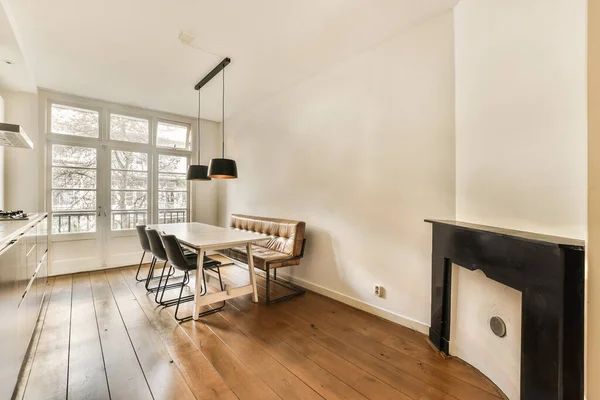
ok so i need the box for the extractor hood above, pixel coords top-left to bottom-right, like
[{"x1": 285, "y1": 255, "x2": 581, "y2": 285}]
[{"x1": 0, "y1": 123, "x2": 33, "y2": 149}]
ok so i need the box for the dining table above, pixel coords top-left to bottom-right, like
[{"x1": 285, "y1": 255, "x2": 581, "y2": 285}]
[{"x1": 148, "y1": 222, "x2": 261, "y2": 320}]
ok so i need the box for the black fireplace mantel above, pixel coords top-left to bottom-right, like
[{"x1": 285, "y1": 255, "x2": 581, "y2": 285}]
[{"x1": 425, "y1": 220, "x2": 585, "y2": 400}]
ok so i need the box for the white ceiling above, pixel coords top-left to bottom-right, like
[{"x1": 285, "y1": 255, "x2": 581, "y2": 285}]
[{"x1": 2, "y1": 0, "x2": 458, "y2": 121}]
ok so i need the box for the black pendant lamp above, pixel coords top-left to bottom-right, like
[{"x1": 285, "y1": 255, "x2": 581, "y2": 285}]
[
  {"x1": 186, "y1": 90, "x2": 211, "y2": 180},
  {"x1": 208, "y1": 63, "x2": 238, "y2": 179}
]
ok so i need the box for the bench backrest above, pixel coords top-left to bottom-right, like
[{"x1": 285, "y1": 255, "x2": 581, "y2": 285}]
[{"x1": 230, "y1": 214, "x2": 306, "y2": 257}]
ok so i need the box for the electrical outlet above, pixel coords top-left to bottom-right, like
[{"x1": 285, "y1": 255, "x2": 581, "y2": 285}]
[{"x1": 374, "y1": 285, "x2": 384, "y2": 298}]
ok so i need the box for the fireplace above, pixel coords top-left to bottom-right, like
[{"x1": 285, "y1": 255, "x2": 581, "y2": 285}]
[{"x1": 425, "y1": 220, "x2": 585, "y2": 400}]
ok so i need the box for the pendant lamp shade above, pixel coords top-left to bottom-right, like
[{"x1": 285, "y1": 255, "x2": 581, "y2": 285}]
[
  {"x1": 187, "y1": 164, "x2": 211, "y2": 180},
  {"x1": 208, "y1": 61, "x2": 238, "y2": 179},
  {"x1": 208, "y1": 158, "x2": 237, "y2": 179},
  {"x1": 187, "y1": 87, "x2": 211, "y2": 180}
]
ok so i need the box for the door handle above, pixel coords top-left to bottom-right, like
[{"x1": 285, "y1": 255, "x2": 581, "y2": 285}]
[{"x1": 97, "y1": 206, "x2": 101, "y2": 217}]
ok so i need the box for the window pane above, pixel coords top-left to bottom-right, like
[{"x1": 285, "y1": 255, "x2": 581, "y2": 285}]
[
  {"x1": 112, "y1": 211, "x2": 147, "y2": 231},
  {"x1": 158, "y1": 154, "x2": 187, "y2": 173},
  {"x1": 52, "y1": 167, "x2": 96, "y2": 189},
  {"x1": 156, "y1": 122, "x2": 188, "y2": 149},
  {"x1": 52, "y1": 145, "x2": 97, "y2": 168},
  {"x1": 158, "y1": 173, "x2": 186, "y2": 191},
  {"x1": 158, "y1": 192, "x2": 186, "y2": 209},
  {"x1": 110, "y1": 114, "x2": 149, "y2": 143},
  {"x1": 111, "y1": 150, "x2": 147, "y2": 171},
  {"x1": 52, "y1": 213, "x2": 96, "y2": 234},
  {"x1": 111, "y1": 171, "x2": 147, "y2": 190},
  {"x1": 52, "y1": 190, "x2": 96, "y2": 211},
  {"x1": 158, "y1": 210, "x2": 186, "y2": 224},
  {"x1": 51, "y1": 104, "x2": 99, "y2": 138},
  {"x1": 111, "y1": 191, "x2": 147, "y2": 210}
]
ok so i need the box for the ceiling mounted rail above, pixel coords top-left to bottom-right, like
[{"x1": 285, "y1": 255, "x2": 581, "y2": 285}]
[{"x1": 194, "y1": 57, "x2": 231, "y2": 90}]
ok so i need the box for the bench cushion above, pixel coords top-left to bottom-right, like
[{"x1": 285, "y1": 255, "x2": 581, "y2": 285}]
[
  {"x1": 221, "y1": 244, "x2": 301, "y2": 270},
  {"x1": 230, "y1": 214, "x2": 305, "y2": 257},
  {"x1": 223, "y1": 214, "x2": 306, "y2": 270}
]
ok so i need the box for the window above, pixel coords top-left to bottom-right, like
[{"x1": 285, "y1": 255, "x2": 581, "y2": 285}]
[
  {"x1": 156, "y1": 121, "x2": 189, "y2": 150},
  {"x1": 51, "y1": 144, "x2": 97, "y2": 234},
  {"x1": 111, "y1": 150, "x2": 149, "y2": 230},
  {"x1": 158, "y1": 154, "x2": 188, "y2": 223},
  {"x1": 110, "y1": 113, "x2": 149, "y2": 143},
  {"x1": 50, "y1": 103, "x2": 99, "y2": 138},
  {"x1": 47, "y1": 97, "x2": 192, "y2": 236}
]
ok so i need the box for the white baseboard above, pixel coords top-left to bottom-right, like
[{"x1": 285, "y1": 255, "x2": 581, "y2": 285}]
[{"x1": 279, "y1": 272, "x2": 430, "y2": 335}]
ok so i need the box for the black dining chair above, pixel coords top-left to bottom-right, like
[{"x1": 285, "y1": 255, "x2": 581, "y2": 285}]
[
  {"x1": 145, "y1": 228, "x2": 190, "y2": 298},
  {"x1": 160, "y1": 233, "x2": 225, "y2": 321},
  {"x1": 135, "y1": 225, "x2": 155, "y2": 282}
]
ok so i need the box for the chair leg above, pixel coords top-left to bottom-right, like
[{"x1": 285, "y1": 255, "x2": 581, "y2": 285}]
[
  {"x1": 194, "y1": 269, "x2": 226, "y2": 318},
  {"x1": 174, "y1": 272, "x2": 193, "y2": 322},
  {"x1": 265, "y1": 264, "x2": 306, "y2": 305},
  {"x1": 135, "y1": 251, "x2": 146, "y2": 282},
  {"x1": 159, "y1": 266, "x2": 173, "y2": 304},
  {"x1": 144, "y1": 257, "x2": 157, "y2": 291},
  {"x1": 154, "y1": 262, "x2": 170, "y2": 303},
  {"x1": 215, "y1": 266, "x2": 225, "y2": 291},
  {"x1": 146, "y1": 261, "x2": 190, "y2": 294},
  {"x1": 159, "y1": 268, "x2": 195, "y2": 307}
]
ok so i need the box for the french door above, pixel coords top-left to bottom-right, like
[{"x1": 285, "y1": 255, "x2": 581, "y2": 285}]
[
  {"x1": 48, "y1": 142, "x2": 190, "y2": 274},
  {"x1": 45, "y1": 97, "x2": 192, "y2": 275}
]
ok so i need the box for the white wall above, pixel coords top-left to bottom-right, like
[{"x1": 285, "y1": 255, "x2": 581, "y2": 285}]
[
  {"x1": 191, "y1": 119, "x2": 221, "y2": 226},
  {"x1": 0, "y1": 90, "x2": 39, "y2": 212},
  {"x1": 0, "y1": 94, "x2": 5, "y2": 210},
  {"x1": 453, "y1": 1, "x2": 587, "y2": 399},
  {"x1": 218, "y1": 12, "x2": 456, "y2": 330}
]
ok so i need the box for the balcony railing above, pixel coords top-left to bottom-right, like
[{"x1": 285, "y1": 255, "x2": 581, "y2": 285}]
[
  {"x1": 52, "y1": 212, "x2": 96, "y2": 234},
  {"x1": 158, "y1": 210, "x2": 186, "y2": 224},
  {"x1": 52, "y1": 210, "x2": 186, "y2": 234},
  {"x1": 112, "y1": 211, "x2": 147, "y2": 231}
]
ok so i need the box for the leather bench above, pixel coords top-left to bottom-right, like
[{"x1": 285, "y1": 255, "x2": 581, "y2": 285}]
[{"x1": 220, "y1": 214, "x2": 306, "y2": 304}]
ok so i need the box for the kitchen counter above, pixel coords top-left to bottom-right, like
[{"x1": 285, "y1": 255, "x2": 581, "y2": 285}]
[
  {"x1": 0, "y1": 213, "x2": 48, "y2": 398},
  {"x1": 0, "y1": 213, "x2": 48, "y2": 248}
]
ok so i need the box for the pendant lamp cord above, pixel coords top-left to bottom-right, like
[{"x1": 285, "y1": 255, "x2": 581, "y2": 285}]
[
  {"x1": 197, "y1": 89, "x2": 201, "y2": 163},
  {"x1": 222, "y1": 67, "x2": 225, "y2": 158}
]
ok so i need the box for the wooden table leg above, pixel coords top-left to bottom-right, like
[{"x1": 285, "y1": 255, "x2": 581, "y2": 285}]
[
  {"x1": 193, "y1": 248, "x2": 206, "y2": 320},
  {"x1": 246, "y1": 243, "x2": 259, "y2": 303}
]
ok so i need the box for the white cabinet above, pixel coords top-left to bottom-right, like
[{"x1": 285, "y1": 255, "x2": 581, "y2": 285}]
[{"x1": 0, "y1": 215, "x2": 48, "y2": 399}]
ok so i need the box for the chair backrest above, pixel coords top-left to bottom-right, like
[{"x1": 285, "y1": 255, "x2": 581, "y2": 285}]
[
  {"x1": 136, "y1": 225, "x2": 151, "y2": 253},
  {"x1": 230, "y1": 214, "x2": 306, "y2": 256},
  {"x1": 146, "y1": 228, "x2": 167, "y2": 261},
  {"x1": 161, "y1": 234, "x2": 194, "y2": 271}
]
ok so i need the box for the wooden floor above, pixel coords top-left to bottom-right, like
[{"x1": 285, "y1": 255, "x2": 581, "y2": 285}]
[{"x1": 16, "y1": 260, "x2": 505, "y2": 400}]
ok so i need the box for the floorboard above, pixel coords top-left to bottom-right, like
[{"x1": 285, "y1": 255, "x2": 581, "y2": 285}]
[
  {"x1": 89, "y1": 271, "x2": 153, "y2": 400},
  {"x1": 68, "y1": 273, "x2": 110, "y2": 400},
  {"x1": 19, "y1": 264, "x2": 504, "y2": 400},
  {"x1": 105, "y1": 269, "x2": 196, "y2": 400},
  {"x1": 23, "y1": 275, "x2": 72, "y2": 400}
]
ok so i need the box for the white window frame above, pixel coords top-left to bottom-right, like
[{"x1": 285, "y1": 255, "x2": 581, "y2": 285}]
[{"x1": 42, "y1": 91, "x2": 193, "y2": 240}]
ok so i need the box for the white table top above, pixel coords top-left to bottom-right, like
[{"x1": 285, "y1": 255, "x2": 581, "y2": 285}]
[{"x1": 147, "y1": 222, "x2": 262, "y2": 250}]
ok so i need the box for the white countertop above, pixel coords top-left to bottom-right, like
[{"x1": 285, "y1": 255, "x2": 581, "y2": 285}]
[{"x1": 0, "y1": 213, "x2": 47, "y2": 248}]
